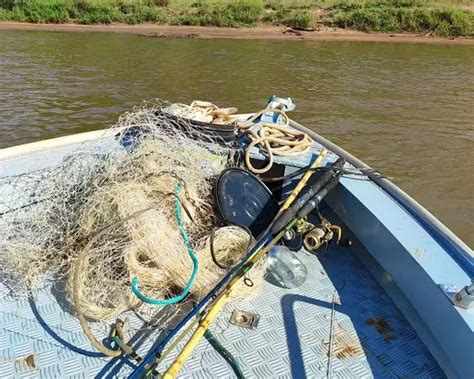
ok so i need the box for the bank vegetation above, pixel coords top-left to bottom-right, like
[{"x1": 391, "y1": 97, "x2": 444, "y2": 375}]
[{"x1": 0, "y1": 0, "x2": 472, "y2": 37}]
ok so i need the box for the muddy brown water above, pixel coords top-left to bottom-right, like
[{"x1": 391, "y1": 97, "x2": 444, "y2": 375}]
[{"x1": 0, "y1": 30, "x2": 473, "y2": 247}]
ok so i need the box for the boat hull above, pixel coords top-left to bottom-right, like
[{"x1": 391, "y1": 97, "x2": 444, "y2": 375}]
[{"x1": 0, "y1": 126, "x2": 472, "y2": 378}]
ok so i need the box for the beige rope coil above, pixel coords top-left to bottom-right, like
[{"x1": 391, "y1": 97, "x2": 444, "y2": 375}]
[
  {"x1": 175, "y1": 101, "x2": 239, "y2": 125},
  {"x1": 237, "y1": 109, "x2": 314, "y2": 174}
]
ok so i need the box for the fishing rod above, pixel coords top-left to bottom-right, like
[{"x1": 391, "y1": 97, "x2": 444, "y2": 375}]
[
  {"x1": 128, "y1": 155, "x2": 346, "y2": 378},
  {"x1": 127, "y1": 232, "x2": 273, "y2": 377},
  {"x1": 127, "y1": 151, "x2": 331, "y2": 377},
  {"x1": 271, "y1": 157, "x2": 345, "y2": 234},
  {"x1": 161, "y1": 169, "x2": 344, "y2": 378}
]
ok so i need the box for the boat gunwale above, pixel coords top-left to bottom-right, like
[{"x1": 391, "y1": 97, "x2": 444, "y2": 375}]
[
  {"x1": 289, "y1": 119, "x2": 474, "y2": 277},
  {"x1": 1, "y1": 122, "x2": 472, "y2": 271},
  {"x1": 1, "y1": 121, "x2": 472, "y2": 379},
  {"x1": 0, "y1": 128, "x2": 124, "y2": 162}
]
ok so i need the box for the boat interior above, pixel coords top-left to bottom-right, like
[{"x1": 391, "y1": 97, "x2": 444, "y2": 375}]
[{"x1": 0, "y1": 105, "x2": 472, "y2": 379}]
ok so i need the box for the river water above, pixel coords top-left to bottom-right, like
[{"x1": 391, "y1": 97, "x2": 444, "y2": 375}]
[{"x1": 0, "y1": 30, "x2": 473, "y2": 247}]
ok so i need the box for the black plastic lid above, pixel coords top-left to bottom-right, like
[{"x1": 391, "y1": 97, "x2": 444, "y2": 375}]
[{"x1": 216, "y1": 168, "x2": 279, "y2": 237}]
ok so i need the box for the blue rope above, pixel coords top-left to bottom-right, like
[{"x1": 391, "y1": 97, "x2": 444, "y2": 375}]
[{"x1": 131, "y1": 183, "x2": 199, "y2": 305}]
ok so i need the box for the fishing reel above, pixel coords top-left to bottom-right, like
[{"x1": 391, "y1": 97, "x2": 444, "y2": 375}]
[
  {"x1": 303, "y1": 219, "x2": 341, "y2": 253},
  {"x1": 282, "y1": 218, "x2": 342, "y2": 253},
  {"x1": 282, "y1": 228, "x2": 304, "y2": 251}
]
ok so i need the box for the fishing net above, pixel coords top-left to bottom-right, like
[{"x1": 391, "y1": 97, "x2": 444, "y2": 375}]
[{"x1": 0, "y1": 100, "x2": 267, "y2": 355}]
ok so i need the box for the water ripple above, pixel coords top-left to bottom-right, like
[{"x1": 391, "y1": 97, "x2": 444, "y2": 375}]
[{"x1": 0, "y1": 31, "x2": 472, "y2": 246}]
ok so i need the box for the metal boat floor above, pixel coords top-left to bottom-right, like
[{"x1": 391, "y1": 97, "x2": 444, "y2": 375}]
[{"x1": 0, "y1": 244, "x2": 444, "y2": 378}]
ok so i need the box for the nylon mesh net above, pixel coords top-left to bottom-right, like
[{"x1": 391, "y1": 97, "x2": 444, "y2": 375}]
[{"x1": 0, "y1": 100, "x2": 266, "y2": 354}]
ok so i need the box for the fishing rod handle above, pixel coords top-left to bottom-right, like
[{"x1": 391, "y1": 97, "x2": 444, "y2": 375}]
[
  {"x1": 297, "y1": 174, "x2": 342, "y2": 219},
  {"x1": 271, "y1": 158, "x2": 345, "y2": 234},
  {"x1": 271, "y1": 192, "x2": 312, "y2": 233},
  {"x1": 306, "y1": 157, "x2": 345, "y2": 194}
]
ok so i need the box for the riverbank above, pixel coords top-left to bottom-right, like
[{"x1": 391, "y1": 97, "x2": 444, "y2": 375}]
[
  {"x1": 0, "y1": 0, "x2": 473, "y2": 38},
  {"x1": 1, "y1": 22, "x2": 473, "y2": 44}
]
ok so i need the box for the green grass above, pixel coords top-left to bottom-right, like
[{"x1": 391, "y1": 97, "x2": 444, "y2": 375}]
[
  {"x1": 329, "y1": 1, "x2": 473, "y2": 35},
  {"x1": 0, "y1": 0, "x2": 472, "y2": 36}
]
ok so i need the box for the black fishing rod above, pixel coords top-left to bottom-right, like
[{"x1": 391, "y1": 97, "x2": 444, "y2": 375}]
[
  {"x1": 297, "y1": 173, "x2": 342, "y2": 219},
  {"x1": 271, "y1": 157, "x2": 345, "y2": 233},
  {"x1": 159, "y1": 170, "x2": 345, "y2": 378},
  {"x1": 129, "y1": 159, "x2": 345, "y2": 378}
]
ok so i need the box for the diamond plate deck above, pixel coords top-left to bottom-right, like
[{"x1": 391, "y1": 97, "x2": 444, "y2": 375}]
[
  {"x1": 153, "y1": 246, "x2": 445, "y2": 379},
  {"x1": 0, "y1": 244, "x2": 444, "y2": 378},
  {"x1": 0, "y1": 134, "x2": 446, "y2": 378}
]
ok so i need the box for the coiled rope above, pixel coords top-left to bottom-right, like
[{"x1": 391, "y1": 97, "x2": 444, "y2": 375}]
[
  {"x1": 171, "y1": 100, "x2": 239, "y2": 125},
  {"x1": 237, "y1": 109, "x2": 313, "y2": 174},
  {"x1": 167, "y1": 101, "x2": 314, "y2": 174}
]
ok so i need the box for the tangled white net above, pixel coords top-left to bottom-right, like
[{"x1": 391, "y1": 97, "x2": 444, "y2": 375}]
[{"x1": 0, "y1": 100, "x2": 266, "y2": 355}]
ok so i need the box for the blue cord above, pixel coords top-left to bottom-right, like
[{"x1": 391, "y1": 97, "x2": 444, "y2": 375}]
[{"x1": 131, "y1": 183, "x2": 199, "y2": 305}]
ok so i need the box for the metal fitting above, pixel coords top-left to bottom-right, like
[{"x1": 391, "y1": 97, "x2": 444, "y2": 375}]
[
  {"x1": 304, "y1": 226, "x2": 329, "y2": 252},
  {"x1": 229, "y1": 310, "x2": 260, "y2": 329},
  {"x1": 452, "y1": 282, "x2": 474, "y2": 309}
]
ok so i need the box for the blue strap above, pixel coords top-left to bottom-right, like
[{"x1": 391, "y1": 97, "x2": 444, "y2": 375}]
[{"x1": 131, "y1": 183, "x2": 199, "y2": 305}]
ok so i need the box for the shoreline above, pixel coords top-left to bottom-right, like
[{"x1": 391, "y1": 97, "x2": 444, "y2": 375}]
[{"x1": 1, "y1": 22, "x2": 473, "y2": 44}]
